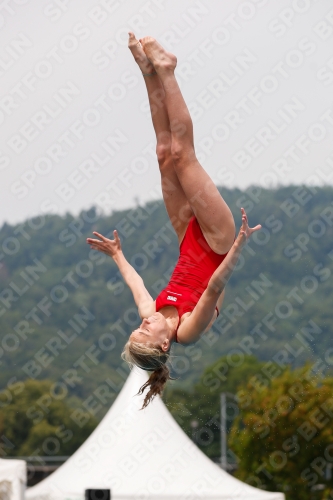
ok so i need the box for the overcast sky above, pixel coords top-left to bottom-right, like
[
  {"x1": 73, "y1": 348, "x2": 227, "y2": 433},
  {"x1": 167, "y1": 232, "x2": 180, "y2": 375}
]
[{"x1": 1, "y1": 0, "x2": 333, "y2": 226}]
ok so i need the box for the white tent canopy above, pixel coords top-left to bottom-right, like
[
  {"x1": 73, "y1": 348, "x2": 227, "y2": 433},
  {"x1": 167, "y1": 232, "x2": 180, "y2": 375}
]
[
  {"x1": 0, "y1": 458, "x2": 26, "y2": 500},
  {"x1": 26, "y1": 369, "x2": 284, "y2": 500}
]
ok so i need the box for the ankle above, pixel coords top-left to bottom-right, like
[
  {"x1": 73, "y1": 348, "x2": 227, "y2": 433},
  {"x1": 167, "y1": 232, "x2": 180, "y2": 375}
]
[
  {"x1": 155, "y1": 63, "x2": 175, "y2": 77},
  {"x1": 142, "y1": 70, "x2": 157, "y2": 77}
]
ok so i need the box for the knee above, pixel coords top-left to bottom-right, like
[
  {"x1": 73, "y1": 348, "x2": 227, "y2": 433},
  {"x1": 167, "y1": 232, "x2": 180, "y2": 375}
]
[
  {"x1": 170, "y1": 140, "x2": 194, "y2": 167},
  {"x1": 156, "y1": 143, "x2": 172, "y2": 168},
  {"x1": 170, "y1": 141, "x2": 182, "y2": 164}
]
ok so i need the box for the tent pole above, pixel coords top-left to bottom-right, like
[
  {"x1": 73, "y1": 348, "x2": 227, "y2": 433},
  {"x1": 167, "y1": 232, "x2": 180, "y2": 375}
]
[{"x1": 221, "y1": 392, "x2": 227, "y2": 470}]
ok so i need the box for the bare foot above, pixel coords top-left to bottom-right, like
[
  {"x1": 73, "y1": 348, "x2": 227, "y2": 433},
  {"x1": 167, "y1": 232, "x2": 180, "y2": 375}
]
[
  {"x1": 128, "y1": 32, "x2": 156, "y2": 75},
  {"x1": 139, "y1": 37, "x2": 177, "y2": 73}
]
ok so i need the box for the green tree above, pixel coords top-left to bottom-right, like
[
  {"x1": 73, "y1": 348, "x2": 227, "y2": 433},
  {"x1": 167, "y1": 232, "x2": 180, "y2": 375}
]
[
  {"x1": 229, "y1": 365, "x2": 333, "y2": 500},
  {"x1": 0, "y1": 379, "x2": 97, "y2": 458}
]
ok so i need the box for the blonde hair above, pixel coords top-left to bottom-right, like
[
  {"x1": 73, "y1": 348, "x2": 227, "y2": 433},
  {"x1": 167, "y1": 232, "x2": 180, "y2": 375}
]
[{"x1": 121, "y1": 341, "x2": 172, "y2": 409}]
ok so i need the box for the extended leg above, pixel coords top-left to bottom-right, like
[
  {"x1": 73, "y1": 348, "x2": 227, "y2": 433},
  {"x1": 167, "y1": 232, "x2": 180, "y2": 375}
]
[
  {"x1": 140, "y1": 37, "x2": 235, "y2": 254},
  {"x1": 128, "y1": 33, "x2": 193, "y2": 244}
]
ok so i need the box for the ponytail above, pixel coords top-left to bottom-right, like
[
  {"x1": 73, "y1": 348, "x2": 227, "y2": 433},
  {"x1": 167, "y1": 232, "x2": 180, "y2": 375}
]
[
  {"x1": 138, "y1": 364, "x2": 171, "y2": 409},
  {"x1": 121, "y1": 340, "x2": 173, "y2": 409}
]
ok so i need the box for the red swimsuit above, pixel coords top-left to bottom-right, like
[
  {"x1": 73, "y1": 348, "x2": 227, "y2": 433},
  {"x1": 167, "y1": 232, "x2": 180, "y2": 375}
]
[{"x1": 155, "y1": 217, "x2": 229, "y2": 340}]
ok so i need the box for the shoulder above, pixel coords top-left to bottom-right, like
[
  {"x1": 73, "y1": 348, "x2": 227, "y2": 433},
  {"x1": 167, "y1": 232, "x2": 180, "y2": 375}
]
[
  {"x1": 176, "y1": 310, "x2": 218, "y2": 345},
  {"x1": 175, "y1": 289, "x2": 221, "y2": 345},
  {"x1": 172, "y1": 312, "x2": 190, "y2": 344},
  {"x1": 174, "y1": 312, "x2": 200, "y2": 346},
  {"x1": 138, "y1": 299, "x2": 156, "y2": 319}
]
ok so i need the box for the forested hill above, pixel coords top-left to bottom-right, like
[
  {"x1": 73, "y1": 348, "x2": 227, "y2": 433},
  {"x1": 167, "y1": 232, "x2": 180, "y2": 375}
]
[{"x1": 1, "y1": 186, "x2": 332, "y2": 405}]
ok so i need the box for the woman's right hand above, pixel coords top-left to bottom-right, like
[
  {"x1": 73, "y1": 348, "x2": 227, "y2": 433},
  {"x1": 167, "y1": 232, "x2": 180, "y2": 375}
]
[{"x1": 86, "y1": 230, "x2": 122, "y2": 258}]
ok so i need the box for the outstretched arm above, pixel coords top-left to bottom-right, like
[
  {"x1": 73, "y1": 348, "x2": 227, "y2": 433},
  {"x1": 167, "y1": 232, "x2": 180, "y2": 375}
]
[
  {"x1": 86, "y1": 230, "x2": 154, "y2": 317},
  {"x1": 177, "y1": 209, "x2": 261, "y2": 345}
]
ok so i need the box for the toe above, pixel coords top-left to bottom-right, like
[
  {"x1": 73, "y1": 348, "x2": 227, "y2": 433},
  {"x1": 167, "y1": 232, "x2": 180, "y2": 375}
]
[
  {"x1": 128, "y1": 31, "x2": 137, "y2": 47},
  {"x1": 140, "y1": 36, "x2": 151, "y2": 46}
]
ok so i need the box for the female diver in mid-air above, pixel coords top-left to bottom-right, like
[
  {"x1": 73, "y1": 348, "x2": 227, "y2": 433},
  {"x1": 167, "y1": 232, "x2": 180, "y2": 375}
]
[{"x1": 87, "y1": 34, "x2": 261, "y2": 408}]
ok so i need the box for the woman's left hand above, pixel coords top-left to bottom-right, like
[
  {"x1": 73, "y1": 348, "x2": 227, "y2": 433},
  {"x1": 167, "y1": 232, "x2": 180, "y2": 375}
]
[{"x1": 238, "y1": 207, "x2": 261, "y2": 245}]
